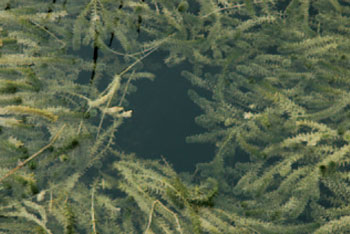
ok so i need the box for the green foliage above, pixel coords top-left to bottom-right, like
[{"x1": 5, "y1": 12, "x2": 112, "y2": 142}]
[
  {"x1": 63, "y1": 201, "x2": 77, "y2": 234},
  {"x1": 1, "y1": 0, "x2": 350, "y2": 233}
]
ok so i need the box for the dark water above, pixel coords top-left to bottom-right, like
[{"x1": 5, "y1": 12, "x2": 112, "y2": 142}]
[
  {"x1": 71, "y1": 38, "x2": 214, "y2": 172},
  {"x1": 115, "y1": 54, "x2": 215, "y2": 172}
]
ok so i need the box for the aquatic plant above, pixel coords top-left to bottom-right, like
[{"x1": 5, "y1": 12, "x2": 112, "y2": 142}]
[{"x1": 1, "y1": 0, "x2": 350, "y2": 233}]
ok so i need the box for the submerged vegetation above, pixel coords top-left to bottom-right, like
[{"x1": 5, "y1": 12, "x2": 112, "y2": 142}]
[{"x1": 1, "y1": 0, "x2": 350, "y2": 233}]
